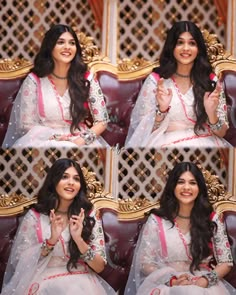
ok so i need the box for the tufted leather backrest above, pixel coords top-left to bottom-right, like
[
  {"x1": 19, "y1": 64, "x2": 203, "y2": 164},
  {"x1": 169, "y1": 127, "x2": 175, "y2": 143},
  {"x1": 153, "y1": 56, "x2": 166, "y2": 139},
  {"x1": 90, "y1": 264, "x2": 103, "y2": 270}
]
[
  {"x1": 96, "y1": 71, "x2": 143, "y2": 146},
  {"x1": 0, "y1": 78, "x2": 25, "y2": 145},
  {"x1": 222, "y1": 71, "x2": 236, "y2": 146}
]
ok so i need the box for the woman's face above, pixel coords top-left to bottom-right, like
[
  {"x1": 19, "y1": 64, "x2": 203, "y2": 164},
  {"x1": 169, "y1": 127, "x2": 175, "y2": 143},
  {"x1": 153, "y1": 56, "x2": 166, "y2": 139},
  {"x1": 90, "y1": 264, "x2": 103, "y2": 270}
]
[
  {"x1": 174, "y1": 171, "x2": 199, "y2": 207},
  {"x1": 56, "y1": 166, "x2": 81, "y2": 202},
  {"x1": 173, "y1": 31, "x2": 198, "y2": 67},
  {"x1": 52, "y1": 31, "x2": 77, "y2": 64}
]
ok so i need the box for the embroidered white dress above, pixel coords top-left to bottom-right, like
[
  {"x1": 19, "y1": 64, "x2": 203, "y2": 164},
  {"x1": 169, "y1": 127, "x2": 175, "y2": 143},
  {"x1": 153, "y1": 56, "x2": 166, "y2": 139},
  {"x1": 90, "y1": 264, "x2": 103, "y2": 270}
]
[
  {"x1": 124, "y1": 213, "x2": 235, "y2": 295},
  {"x1": 3, "y1": 72, "x2": 109, "y2": 148},
  {"x1": 125, "y1": 73, "x2": 231, "y2": 148},
  {"x1": 1, "y1": 209, "x2": 115, "y2": 295}
]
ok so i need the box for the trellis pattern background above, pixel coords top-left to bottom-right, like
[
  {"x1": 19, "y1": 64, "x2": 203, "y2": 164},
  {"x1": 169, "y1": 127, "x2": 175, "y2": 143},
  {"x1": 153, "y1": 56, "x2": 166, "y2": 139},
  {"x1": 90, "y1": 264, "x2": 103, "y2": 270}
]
[
  {"x1": 118, "y1": 148, "x2": 229, "y2": 201},
  {"x1": 119, "y1": 0, "x2": 225, "y2": 60},
  {"x1": 0, "y1": 0, "x2": 101, "y2": 59},
  {"x1": 0, "y1": 0, "x2": 225, "y2": 61},
  {"x1": 0, "y1": 148, "x2": 106, "y2": 198}
]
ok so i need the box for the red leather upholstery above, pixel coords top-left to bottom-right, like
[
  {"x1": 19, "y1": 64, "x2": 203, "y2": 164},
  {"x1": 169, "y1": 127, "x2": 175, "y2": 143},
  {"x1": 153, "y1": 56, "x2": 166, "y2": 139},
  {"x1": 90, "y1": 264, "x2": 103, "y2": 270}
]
[
  {"x1": 0, "y1": 209, "x2": 235, "y2": 293},
  {"x1": 99, "y1": 208, "x2": 147, "y2": 294},
  {"x1": 96, "y1": 71, "x2": 143, "y2": 147},
  {"x1": 0, "y1": 78, "x2": 25, "y2": 145},
  {"x1": 222, "y1": 71, "x2": 236, "y2": 146}
]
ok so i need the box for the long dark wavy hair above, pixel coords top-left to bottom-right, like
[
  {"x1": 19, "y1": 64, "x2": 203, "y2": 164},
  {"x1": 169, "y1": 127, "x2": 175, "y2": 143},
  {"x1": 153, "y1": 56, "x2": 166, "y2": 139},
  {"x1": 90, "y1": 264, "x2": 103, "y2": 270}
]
[
  {"x1": 34, "y1": 158, "x2": 95, "y2": 271},
  {"x1": 149, "y1": 162, "x2": 216, "y2": 272},
  {"x1": 153, "y1": 21, "x2": 216, "y2": 134},
  {"x1": 31, "y1": 24, "x2": 90, "y2": 133}
]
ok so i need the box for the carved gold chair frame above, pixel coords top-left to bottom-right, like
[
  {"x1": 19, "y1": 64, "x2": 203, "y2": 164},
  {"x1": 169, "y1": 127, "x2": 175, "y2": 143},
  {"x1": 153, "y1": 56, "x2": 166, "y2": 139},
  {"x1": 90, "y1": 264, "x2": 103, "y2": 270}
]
[{"x1": 0, "y1": 166, "x2": 235, "y2": 220}]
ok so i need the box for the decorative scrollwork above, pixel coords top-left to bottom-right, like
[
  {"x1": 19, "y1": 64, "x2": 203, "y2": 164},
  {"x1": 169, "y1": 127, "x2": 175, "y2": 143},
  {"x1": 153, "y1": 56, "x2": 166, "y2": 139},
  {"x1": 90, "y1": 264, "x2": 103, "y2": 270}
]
[
  {"x1": 118, "y1": 197, "x2": 157, "y2": 212},
  {"x1": 0, "y1": 58, "x2": 32, "y2": 72},
  {"x1": 0, "y1": 193, "x2": 29, "y2": 207},
  {"x1": 201, "y1": 168, "x2": 234, "y2": 204},
  {"x1": 117, "y1": 58, "x2": 157, "y2": 72},
  {"x1": 73, "y1": 29, "x2": 107, "y2": 64}
]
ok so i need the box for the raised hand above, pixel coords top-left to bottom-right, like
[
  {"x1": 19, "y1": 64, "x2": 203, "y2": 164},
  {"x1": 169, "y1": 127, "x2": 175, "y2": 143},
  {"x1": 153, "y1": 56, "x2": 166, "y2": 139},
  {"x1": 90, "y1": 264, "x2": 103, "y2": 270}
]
[
  {"x1": 49, "y1": 209, "x2": 65, "y2": 243},
  {"x1": 69, "y1": 208, "x2": 85, "y2": 242},
  {"x1": 204, "y1": 80, "x2": 221, "y2": 118},
  {"x1": 156, "y1": 78, "x2": 172, "y2": 111}
]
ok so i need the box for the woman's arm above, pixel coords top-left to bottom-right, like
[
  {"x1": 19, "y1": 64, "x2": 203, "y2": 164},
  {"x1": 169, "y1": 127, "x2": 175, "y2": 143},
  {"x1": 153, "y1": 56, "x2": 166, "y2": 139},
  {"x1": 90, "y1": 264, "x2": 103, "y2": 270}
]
[
  {"x1": 204, "y1": 80, "x2": 229, "y2": 138},
  {"x1": 70, "y1": 209, "x2": 106, "y2": 273},
  {"x1": 19, "y1": 74, "x2": 40, "y2": 132},
  {"x1": 195, "y1": 212, "x2": 233, "y2": 288}
]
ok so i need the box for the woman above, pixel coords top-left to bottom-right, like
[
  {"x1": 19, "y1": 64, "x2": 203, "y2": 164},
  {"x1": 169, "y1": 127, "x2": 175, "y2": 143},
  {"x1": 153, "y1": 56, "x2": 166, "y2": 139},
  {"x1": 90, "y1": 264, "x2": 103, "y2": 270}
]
[
  {"x1": 125, "y1": 162, "x2": 234, "y2": 294},
  {"x1": 125, "y1": 21, "x2": 230, "y2": 148},
  {"x1": 3, "y1": 24, "x2": 109, "y2": 148},
  {"x1": 1, "y1": 158, "x2": 115, "y2": 294}
]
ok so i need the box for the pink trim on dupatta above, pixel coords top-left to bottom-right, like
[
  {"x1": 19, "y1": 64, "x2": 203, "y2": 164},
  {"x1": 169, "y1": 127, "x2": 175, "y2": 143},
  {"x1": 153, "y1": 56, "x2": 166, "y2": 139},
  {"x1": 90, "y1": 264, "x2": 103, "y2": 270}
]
[
  {"x1": 154, "y1": 215, "x2": 167, "y2": 257},
  {"x1": 31, "y1": 208, "x2": 43, "y2": 243},
  {"x1": 30, "y1": 73, "x2": 45, "y2": 118}
]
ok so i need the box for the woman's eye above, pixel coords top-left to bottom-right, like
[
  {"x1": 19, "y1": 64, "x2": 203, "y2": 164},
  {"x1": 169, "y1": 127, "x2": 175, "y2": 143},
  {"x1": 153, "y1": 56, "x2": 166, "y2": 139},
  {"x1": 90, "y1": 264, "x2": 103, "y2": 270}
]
[
  {"x1": 74, "y1": 176, "x2": 80, "y2": 182},
  {"x1": 69, "y1": 40, "x2": 76, "y2": 46},
  {"x1": 62, "y1": 174, "x2": 68, "y2": 179},
  {"x1": 189, "y1": 41, "x2": 197, "y2": 46},
  {"x1": 176, "y1": 40, "x2": 183, "y2": 45},
  {"x1": 177, "y1": 180, "x2": 184, "y2": 184},
  {"x1": 57, "y1": 40, "x2": 64, "y2": 45}
]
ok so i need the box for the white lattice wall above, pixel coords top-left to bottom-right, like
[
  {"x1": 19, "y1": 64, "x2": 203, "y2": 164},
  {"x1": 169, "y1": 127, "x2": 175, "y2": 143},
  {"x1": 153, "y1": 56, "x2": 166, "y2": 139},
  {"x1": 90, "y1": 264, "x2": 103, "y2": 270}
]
[
  {"x1": 0, "y1": 148, "x2": 106, "y2": 198},
  {"x1": 0, "y1": 0, "x2": 101, "y2": 60},
  {"x1": 119, "y1": 0, "x2": 225, "y2": 60},
  {"x1": 117, "y1": 148, "x2": 229, "y2": 201}
]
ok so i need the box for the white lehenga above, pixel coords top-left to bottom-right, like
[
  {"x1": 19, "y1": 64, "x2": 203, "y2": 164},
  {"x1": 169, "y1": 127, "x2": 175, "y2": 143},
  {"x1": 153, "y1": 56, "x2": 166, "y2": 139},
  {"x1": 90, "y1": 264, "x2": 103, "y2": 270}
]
[
  {"x1": 125, "y1": 73, "x2": 231, "y2": 148},
  {"x1": 1, "y1": 209, "x2": 115, "y2": 295},
  {"x1": 2, "y1": 72, "x2": 110, "y2": 148},
  {"x1": 124, "y1": 213, "x2": 235, "y2": 295}
]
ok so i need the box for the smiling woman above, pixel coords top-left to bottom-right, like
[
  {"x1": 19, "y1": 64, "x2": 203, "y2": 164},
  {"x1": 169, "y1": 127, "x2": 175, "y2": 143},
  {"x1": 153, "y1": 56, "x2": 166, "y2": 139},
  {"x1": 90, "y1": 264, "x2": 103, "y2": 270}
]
[
  {"x1": 2, "y1": 24, "x2": 110, "y2": 148},
  {"x1": 1, "y1": 158, "x2": 115, "y2": 295},
  {"x1": 125, "y1": 21, "x2": 231, "y2": 148},
  {"x1": 125, "y1": 162, "x2": 235, "y2": 295}
]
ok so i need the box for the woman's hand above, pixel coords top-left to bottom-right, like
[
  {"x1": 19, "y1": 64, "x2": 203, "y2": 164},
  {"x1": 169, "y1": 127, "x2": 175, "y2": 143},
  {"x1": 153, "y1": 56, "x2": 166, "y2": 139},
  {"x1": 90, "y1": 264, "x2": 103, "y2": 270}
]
[
  {"x1": 156, "y1": 78, "x2": 172, "y2": 111},
  {"x1": 204, "y1": 81, "x2": 221, "y2": 122},
  {"x1": 49, "y1": 209, "x2": 64, "y2": 244},
  {"x1": 71, "y1": 137, "x2": 85, "y2": 146},
  {"x1": 172, "y1": 273, "x2": 192, "y2": 286},
  {"x1": 69, "y1": 208, "x2": 85, "y2": 243},
  {"x1": 194, "y1": 277, "x2": 208, "y2": 288}
]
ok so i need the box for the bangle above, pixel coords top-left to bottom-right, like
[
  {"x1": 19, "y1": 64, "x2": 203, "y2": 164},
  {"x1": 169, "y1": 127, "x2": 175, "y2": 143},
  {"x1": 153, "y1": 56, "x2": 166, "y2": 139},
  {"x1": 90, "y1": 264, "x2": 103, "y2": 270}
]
[
  {"x1": 155, "y1": 105, "x2": 170, "y2": 117},
  {"x1": 208, "y1": 118, "x2": 224, "y2": 131},
  {"x1": 201, "y1": 270, "x2": 219, "y2": 287},
  {"x1": 80, "y1": 129, "x2": 97, "y2": 145},
  {"x1": 165, "y1": 275, "x2": 177, "y2": 287},
  {"x1": 41, "y1": 240, "x2": 54, "y2": 256},
  {"x1": 46, "y1": 239, "x2": 56, "y2": 247},
  {"x1": 80, "y1": 247, "x2": 95, "y2": 262},
  {"x1": 169, "y1": 276, "x2": 177, "y2": 287}
]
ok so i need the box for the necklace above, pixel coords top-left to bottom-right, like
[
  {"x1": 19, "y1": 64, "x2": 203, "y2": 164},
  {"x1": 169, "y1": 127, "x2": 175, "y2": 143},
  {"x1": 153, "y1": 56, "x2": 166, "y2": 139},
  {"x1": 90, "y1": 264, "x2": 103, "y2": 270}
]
[
  {"x1": 51, "y1": 72, "x2": 68, "y2": 80},
  {"x1": 175, "y1": 72, "x2": 190, "y2": 78},
  {"x1": 177, "y1": 214, "x2": 191, "y2": 219},
  {"x1": 56, "y1": 209, "x2": 68, "y2": 215}
]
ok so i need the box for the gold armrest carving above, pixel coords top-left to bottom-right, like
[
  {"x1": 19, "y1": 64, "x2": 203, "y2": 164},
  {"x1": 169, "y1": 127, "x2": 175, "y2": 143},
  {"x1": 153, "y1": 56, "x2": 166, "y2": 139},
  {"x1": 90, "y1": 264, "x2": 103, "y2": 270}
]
[
  {"x1": 0, "y1": 193, "x2": 37, "y2": 216},
  {"x1": 202, "y1": 29, "x2": 236, "y2": 75},
  {"x1": 0, "y1": 58, "x2": 32, "y2": 79}
]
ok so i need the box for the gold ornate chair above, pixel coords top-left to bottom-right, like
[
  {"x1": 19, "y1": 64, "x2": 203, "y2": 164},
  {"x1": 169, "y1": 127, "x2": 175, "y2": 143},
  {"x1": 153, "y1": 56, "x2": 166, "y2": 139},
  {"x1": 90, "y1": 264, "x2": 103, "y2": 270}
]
[{"x1": 0, "y1": 167, "x2": 235, "y2": 294}]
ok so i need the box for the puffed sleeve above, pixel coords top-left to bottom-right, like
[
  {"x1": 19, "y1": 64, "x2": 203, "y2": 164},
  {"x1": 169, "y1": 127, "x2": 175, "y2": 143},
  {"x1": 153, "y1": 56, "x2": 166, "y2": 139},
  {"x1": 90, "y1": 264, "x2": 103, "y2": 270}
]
[
  {"x1": 87, "y1": 72, "x2": 109, "y2": 125},
  {"x1": 211, "y1": 212, "x2": 233, "y2": 265}
]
